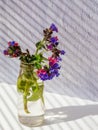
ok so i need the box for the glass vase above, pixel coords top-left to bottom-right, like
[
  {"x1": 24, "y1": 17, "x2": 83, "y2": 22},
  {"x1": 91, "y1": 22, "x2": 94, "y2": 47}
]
[{"x1": 17, "y1": 62, "x2": 45, "y2": 127}]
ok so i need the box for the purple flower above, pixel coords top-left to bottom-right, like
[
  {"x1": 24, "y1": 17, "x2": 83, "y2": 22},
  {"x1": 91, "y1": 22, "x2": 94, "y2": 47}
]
[
  {"x1": 50, "y1": 36, "x2": 58, "y2": 43},
  {"x1": 38, "y1": 65, "x2": 61, "y2": 80},
  {"x1": 11, "y1": 41, "x2": 15, "y2": 45},
  {"x1": 54, "y1": 42, "x2": 59, "y2": 46},
  {"x1": 56, "y1": 72, "x2": 60, "y2": 77},
  {"x1": 60, "y1": 50, "x2": 65, "y2": 55},
  {"x1": 50, "y1": 23, "x2": 58, "y2": 32},
  {"x1": 3, "y1": 50, "x2": 8, "y2": 55},
  {"x1": 8, "y1": 41, "x2": 15, "y2": 46},
  {"x1": 57, "y1": 57, "x2": 62, "y2": 61},
  {"x1": 47, "y1": 44, "x2": 53, "y2": 50},
  {"x1": 52, "y1": 63, "x2": 61, "y2": 69},
  {"x1": 48, "y1": 57, "x2": 58, "y2": 66},
  {"x1": 49, "y1": 69, "x2": 60, "y2": 79},
  {"x1": 48, "y1": 62, "x2": 61, "y2": 78},
  {"x1": 53, "y1": 69, "x2": 60, "y2": 77},
  {"x1": 48, "y1": 73, "x2": 55, "y2": 80},
  {"x1": 38, "y1": 73, "x2": 49, "y2": 81},
  {"x1": 37, "y1": 69, "x2": 49, "y2": 81}
]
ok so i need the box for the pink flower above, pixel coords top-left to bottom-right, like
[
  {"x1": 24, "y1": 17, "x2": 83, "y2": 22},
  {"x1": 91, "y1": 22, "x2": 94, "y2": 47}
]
[
  {"x1": 8, "y1": 42, "x2": 11, "y2": 46},
  {"x1": 14, "y1": 43, "x2": 18, "y2": 46},
  {"x1": 37, "y1": 69, "x2": 47, "y2": 75},
  {"x1": 48, "y1": 57, "x2": 57, "y2": 66}
]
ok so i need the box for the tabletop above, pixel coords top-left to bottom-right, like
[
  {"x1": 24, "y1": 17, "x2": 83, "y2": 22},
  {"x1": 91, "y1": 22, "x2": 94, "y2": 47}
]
[{"x1": 0, "y1": 82, "x2": 98, "y2": 130}]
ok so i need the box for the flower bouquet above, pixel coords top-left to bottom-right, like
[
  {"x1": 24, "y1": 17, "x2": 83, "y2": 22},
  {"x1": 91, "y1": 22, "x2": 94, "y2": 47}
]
[{"x1": 3, "y1": 24, "x2": 65, "y2": 126}]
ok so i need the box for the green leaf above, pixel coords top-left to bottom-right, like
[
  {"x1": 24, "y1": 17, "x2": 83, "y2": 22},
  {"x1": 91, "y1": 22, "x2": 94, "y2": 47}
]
[
  {"x1": 35, "y1": 63, "x2": 42, "y2": 69},
  {"x1": 36, "y1": 41, "x2": 45, "y2": 50},
  {"x1": 27, "y1": 86, "x2": 44, "y2": 101},
  {"x1": 36, "y1": 41, "x2": 42, "y2": 49}
]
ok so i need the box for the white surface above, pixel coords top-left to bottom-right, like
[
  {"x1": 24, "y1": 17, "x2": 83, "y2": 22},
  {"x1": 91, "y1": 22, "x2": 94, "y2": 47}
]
[{"x1": 0, "y1": 82, "x2": 98, "y2": 130}]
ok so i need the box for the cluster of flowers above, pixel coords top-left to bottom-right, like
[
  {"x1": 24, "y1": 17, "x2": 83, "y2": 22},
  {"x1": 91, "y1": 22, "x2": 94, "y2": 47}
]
[
  {"x1": 3, "y1": 24, "x2": 65, "y2": 81},
  {"x1": 3, "y1": 41, "x2": 21, "y2": 57},
  {"x1": 37, "y1": 57, "x2": 60, "y2": 80},
  {"x1": 37, "y1": 24, "x2": 65, "y2": 80}
]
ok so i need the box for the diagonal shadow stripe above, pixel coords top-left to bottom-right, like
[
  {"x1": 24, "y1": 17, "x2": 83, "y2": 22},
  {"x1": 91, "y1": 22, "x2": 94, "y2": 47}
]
[
  {"x1": 82, "y1": 118, "x2": 95, "y2": 129},
  {"x1": 0, "y1": 109, "x2": 13, "y2": 130},
  {"x1": 2, "y1": 87, "x2": 17, "y2": 107},
  {"x1": 0, "y1": 12, "x2": 34, "y2": 43},
  {"x1": 1, "y1": 0, "x2": 43, "y2": 39},
  {"x1": 39, "y1": 0, "x2": 98, "y2": 47},
  {"x1": 0, "y1": 22, "x2": 29, "y2": 51},
  {"x1": 0, "y1": 0, "x2": 42, "y2": 42},
  {"x1": 2, "y1": 3, "x2": 47, "y2": 51},
  {"x1": 61, "y1": 0, "x2": 98, "y2": 29},
  {"x1": 46, "y1": 68, "x2": 98, "y2": 102},
  {"x1": 89, "y1": 116, "x2": 98, "y2": 126},
  {"x1": 0, "y1": 56, "x2": 18, "y2": 78},
  {"x1": 30, "y1": 0, "x2": 98, "y2": 63},
  {"x1": 60, "y1": 39, "x2": 98, "y2": 85},
  {"x1": 60, "y1": 30, "x2": 98, "y2": 73},
  {"x1": 11, "y1": 0, "x2": 46, "y2": 29},
  {"x1": 53, "y1": 1, "x2": 98, "y2": 49},
  {"x1": 0, "y1": 96, "x2": 23, "y2": 130},
  {"x1": 64, "y1": 1, "x2": 98, "y2": 32},
  {"x1": 90, "y1": 0, "x2": 98, "y2": 10},
  {"x1": 20, "y1": 0, "x2": 96, "y2": 46},
  {"x1": 0, "y1": 7, "x2": 40, "y2": 53},
  {"x1": 0, "y1": 14, "x2": 34, "y2": 51},
  {"x1": 0, "y1": 124, "x2": 4, "y2": 130},
  {"x1": 61, "y1": 23, "x2": 98, "y2": 60},
  {"x1": 62, "y1": 57, "x2": 98, "y2": 94},
  {"x1": 53, "y1": 55, "x2": 98, "y2": 99},
  {"x1": 0, "y1": 85, "x2": 17, "y2": 112},
  {"x1": 81, "y1": 0, "x2": 98, "y2": 17},
  {"x1": 10, "y1": 0, "x2": 44, "y2": 31},
  {"x1": 47, "y1": 75, "x2": 91, "y2": 100},
  {"x1": 60, "y1": 0, "x2": 98, "y2": 45}
]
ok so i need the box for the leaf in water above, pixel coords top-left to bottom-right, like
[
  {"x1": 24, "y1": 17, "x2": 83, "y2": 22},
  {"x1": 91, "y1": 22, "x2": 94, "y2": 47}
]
[{"x1": 27, "y1": 86, "x2": 43, "y2": 101}]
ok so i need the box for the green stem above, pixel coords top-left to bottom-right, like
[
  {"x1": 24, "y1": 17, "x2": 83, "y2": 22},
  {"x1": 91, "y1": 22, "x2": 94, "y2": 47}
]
[
  {"x1": 23, "y1": 78, "x2": 30, "y2": 113},
  {"x1": 41, "y1": 95, "x2": 44, "y2": 104},
  {"x1": 23, "y1": 93, "x2": 30, "y2": 113},
  {"x1": 35, "y1": 38, "x2": 45, "y2": 55}
]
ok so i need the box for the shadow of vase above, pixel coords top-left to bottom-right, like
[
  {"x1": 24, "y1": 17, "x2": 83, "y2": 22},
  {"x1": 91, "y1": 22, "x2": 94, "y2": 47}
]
[{"x1": 42, "y1": 104, "x2": 98, "y2": 126}]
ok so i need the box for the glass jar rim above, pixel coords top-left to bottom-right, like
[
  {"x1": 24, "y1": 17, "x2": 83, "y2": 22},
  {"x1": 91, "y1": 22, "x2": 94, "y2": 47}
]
[
  {"x1": 20, "y1": 61, "x2": 34, "y2": 69},
  {"x1": 20, "y1": 61, "x2": 34, "y2": 65}
]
